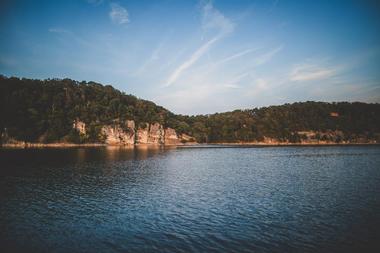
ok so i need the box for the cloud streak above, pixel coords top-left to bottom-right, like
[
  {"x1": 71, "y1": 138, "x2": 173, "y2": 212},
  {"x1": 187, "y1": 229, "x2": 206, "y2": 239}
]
[
  {"x1": 165, "y1": 37, "x2": 219, "y2": 87},
  {"x1": 254, "y1": 45, "x2": 283, "y2": 66},
  {"x1": 165, "y1": 1, "x2": 234, "y2": 87},
  {"x1": 135, "y1": 41, "x2": 165, "y2": 76},
  {"x1": 216, "y1": 48, "x2": 260, "y2": 65},
  {"x1": 109, "y1": 3, "x2": 129, "y2": 25},
  {"x1": 290, "y1": 63, "x2": 337, "y2": 81},
  {"x1": 222, "y1": 72, "x2": 250, "y2": 89},
  {"x1": 201, "y1": 1, "x2": 235, "y2": 35}
]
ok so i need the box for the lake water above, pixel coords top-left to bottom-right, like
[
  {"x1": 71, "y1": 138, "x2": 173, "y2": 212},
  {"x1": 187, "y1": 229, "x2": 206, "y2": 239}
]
[{"x1": 1, "y1": 146, "x2": 380, "y2": 253}]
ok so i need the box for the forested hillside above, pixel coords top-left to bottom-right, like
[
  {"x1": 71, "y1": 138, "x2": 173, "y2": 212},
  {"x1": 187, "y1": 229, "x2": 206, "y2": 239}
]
[
  {"x1": 1, "y1": 75, "x2": 379, "y2": 144},
  {"x1": 179, "y1": 102, "x2": 380, "y2": 143}
]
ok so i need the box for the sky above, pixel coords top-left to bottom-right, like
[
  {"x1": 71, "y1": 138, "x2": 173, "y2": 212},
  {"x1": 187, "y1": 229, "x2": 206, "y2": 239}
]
[{"x1": 1, "y1": 0, "x2": 380, "y2": 115}]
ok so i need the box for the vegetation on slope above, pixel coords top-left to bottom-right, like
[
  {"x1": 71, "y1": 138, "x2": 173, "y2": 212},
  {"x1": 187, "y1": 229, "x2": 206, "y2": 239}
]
[
  {"x1": 1, "y1": 75, "x2": 379, "y2": 144},
  {"x1": 179, "y1": 102, "x2": 380, "y2": 143}
]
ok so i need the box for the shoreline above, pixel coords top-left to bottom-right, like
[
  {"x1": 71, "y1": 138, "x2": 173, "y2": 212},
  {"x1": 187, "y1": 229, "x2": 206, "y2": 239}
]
[
  {"x1": 1, "y1": 142, "x2": 378, "y2": 149},
  {"x1": 0, "y1": 142, "x2": 194, "y2": 149},
  {"x1": 178, "y1": 142, "x2": 380, "y2": 148}
]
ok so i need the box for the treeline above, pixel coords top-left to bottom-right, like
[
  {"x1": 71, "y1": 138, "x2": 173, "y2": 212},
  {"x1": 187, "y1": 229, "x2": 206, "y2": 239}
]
[
  {"x1": 178, "y1": 102, "x2": 380, "y2": 143},
  {"x1": 0, "y1": 76, "x2": 177, "y2": 143},
  {"x1": 1, "y1": 75, "x2": 379, "y2": 144}
]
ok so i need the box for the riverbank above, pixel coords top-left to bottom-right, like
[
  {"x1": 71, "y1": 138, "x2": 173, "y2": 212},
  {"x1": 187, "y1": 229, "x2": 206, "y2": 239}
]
[
  {"x1": 1, "y1": 141, "x2": 378, "y2": 149},
  {"x1": 0, "y1": 141, "x2": 199, "y2": 148},
  {"x1": 177, "y1": 143, "x2": 380, "y2": 149},
  {"x1": 207, "y1": 141, "x2": 379, "y2": 146}
]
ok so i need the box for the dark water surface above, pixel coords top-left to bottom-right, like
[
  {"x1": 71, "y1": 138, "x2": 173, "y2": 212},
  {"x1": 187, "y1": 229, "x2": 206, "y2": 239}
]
[{"x1": 1, "y1": 146, "x2": 380, "y2": 253}]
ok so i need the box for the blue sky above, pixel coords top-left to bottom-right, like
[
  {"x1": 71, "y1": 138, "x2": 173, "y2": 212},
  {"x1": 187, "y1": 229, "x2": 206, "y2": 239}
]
[{"x1": 1, "y1": 0, "x2": 379, "y2": 114}]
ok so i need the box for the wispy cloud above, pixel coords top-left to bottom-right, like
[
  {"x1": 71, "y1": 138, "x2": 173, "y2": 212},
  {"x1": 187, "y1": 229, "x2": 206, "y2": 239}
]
[
  {"x1": 135, "y1": 38, "x2": 167, "y2": 76},
  {"x1": 216, "y1": 48, "x2": 260, "y2": 65},
  {"x1": 135, "y1": 40, "x2": 165, "y2": 76},
  {"x1": 244, "y1": 78, "x2": 270, "y2": 97},
  {"x1": 290, "y1": 62, "x2": 337, "y2": 81},
  {"x1": 201, "y1": 1, "x2": 235, "y2": 35},
  {"x1": 165, "y1": 37, "x2": 219, "y2": 87},
  {"x1": 222, "y1": 72, "x2": 250, "y2": 89},
  {"x1": 109, "y1": 3, "x2": 129, "y2": 25},
  {"x1": 255, "y1": 78, "x2": 269, "y2": 90},
  {"x1": 254, "y1": 45, "x2": 283, "y2": 66},
  {"x1": 165, "y1": 1, "x2": 234, "y2": 87}
]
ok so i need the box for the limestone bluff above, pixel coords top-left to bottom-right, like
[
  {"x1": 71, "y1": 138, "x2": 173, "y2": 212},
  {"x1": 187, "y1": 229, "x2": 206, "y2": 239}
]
[{"x1": 73, "y1": 120, "x2": 194, "y2": 145}]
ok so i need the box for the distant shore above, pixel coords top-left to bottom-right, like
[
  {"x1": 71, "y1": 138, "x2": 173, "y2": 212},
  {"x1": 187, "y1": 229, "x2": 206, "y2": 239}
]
[
  {"x1": 1, "y1": 141, "x2": 378, "y2": 149},
  {"x1": 207, "y1": 141, "x2": 379, "y2": 146},
  {"x1": 178, "y1": 143, "x2": 380, "y2": 148}
]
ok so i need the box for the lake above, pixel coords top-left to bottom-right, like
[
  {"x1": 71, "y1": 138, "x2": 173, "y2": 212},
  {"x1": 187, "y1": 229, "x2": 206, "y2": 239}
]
[{"x1": 1, "y1": 145, "x2": 380, "y2": 253}]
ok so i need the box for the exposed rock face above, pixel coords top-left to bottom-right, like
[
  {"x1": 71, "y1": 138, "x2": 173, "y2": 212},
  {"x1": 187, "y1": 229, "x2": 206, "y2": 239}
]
[
  {"x1": 262, "y1": 137, "x2": 280, "y2": 144},
  {"x1": 101, "y1": 121, "x2": 135, "y2": 145},
  {"x1": 148, "y1": 123, "x2": 164, "y2": 144},
  {"x1": 73, "y1": 119, "x2": 193, "y2": 145},
  {"x1": 126, "y1": 120, "x2": 135, "y2": 134},
  {"x1": 180, "y1": 133, "x2": 194, "y2": 142},
  {"x1": 73, "y1": 120, "x2": 86, "y2": 135},
  {"x1": 137, "y1": 123, "x2": 165, "y2": 144},
  {"x1": 137, "y1": 123, "x2": 149, "y2": 144},
  {"x1": 296, "y1": 130, "x2": 345, "y2": 143},
  {"x1": 164, "y1": 128, "x2": 179, "y2": 145}
]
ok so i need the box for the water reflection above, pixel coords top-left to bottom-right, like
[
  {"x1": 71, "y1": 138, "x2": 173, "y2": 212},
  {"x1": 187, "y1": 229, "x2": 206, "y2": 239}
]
[{"x1": 0, "y1": 146, "x2": 177, "y2": 176}]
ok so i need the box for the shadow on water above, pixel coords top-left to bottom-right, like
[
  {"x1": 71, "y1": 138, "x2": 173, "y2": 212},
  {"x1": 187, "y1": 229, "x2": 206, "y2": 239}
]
[{"x1": 0, "y1": 145, "x2": 176, "y2": 177}]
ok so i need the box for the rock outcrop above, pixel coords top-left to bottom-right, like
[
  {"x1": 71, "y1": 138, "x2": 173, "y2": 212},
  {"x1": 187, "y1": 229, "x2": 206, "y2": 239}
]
[
  {"x1": 148, "y1": 123, "x2": 164, "y2": 144},
  {"x1": 73, "y1": 119, "x2": 192, "y2": 145},
  {"x1": 136, "y1": 123, "x2": 149, "y2": 144},
  {"x1": 101, "y1": 120, "x2": 135, "y2": 145},
  {"x1": 179, "y1": 133, "x2": 194, "y2": 142},
  {"x1": 73, "y1": 120, "x2": 86, "y2": 135},
  {"x1": 164, "y1": 128, "x2": 180, "y2": 145},
  {"x1": 296, "y1": 130, "x2": 345, "y2": 143}
]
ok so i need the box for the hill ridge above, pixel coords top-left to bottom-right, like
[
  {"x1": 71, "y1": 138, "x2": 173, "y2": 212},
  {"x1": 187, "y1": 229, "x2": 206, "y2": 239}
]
[{"x1": 1, "y1": 75, "x2": 379, "y2": 145}]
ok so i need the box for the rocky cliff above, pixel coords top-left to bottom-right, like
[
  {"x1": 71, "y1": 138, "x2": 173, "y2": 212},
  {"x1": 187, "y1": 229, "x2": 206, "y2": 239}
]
[
  {"x1": 100, "y1": 120, "x2": 135, "y2": 145},
  {"x1": 164, "y1": 128, "x2": 180, "y2": 145},
  {"x1": 73, "y1": 120, "x2": 86, "y2": 135},
  {"x1": 74, "y1": 119, "x2": 190, "y2": 145},
  {"x1": 136, "y1": 123, "x2": 149, "y2": 144},
  {"x1": 147, "y1": 123, "x2": 164, "y2": 144}
]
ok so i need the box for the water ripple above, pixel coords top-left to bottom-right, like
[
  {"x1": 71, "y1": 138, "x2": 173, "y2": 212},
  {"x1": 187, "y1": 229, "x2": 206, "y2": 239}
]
[{"x1": 1, "y1": 146, "x2": 380, "y2": 252}]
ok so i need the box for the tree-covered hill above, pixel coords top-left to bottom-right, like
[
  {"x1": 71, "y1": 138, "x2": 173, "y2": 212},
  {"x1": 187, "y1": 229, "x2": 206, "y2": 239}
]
[
  {"x1": 179, "y1": 102, "x2": 380, "y2": 143},
  {"x1": 1, "y1": 75, "x2": 379, "y2": 144},
  {"x1": 0, "y1": 76, "x2": 178, "y2": 143}
]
